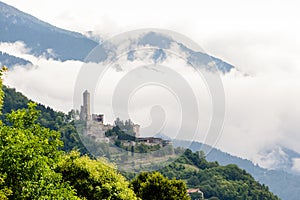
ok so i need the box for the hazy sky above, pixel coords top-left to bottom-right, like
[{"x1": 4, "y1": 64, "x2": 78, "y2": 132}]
[{"x1": 1, "y1": 0, "x2": 300, "y2": 170}]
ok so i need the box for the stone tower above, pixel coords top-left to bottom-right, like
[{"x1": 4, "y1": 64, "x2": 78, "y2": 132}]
[{"x1": 80, "y1": 90, "x2": 91, "y2": 121}]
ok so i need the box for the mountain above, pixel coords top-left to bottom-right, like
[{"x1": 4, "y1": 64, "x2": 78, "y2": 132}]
[
  {"x1": 0, "y1": 1, "x2": 234, "y2": 74},
  {"x1": 0, "y1": 1, "x2": 98, "y2": 61},
  {"x1": 85, "y1": 31, "x2": 234, "y2": 73},
  {"x1": 256, "y1": 146, "x2": 300, "y2": 175},
  {"x1": 0, "y1": 51, "x2": 31, "y2": 67},
  {"x1": 141, "y1": 32, "x2": 234, "y2": 73},
  {"x1": 172, "y1": 139, "x2": 300, "y2": 200}
]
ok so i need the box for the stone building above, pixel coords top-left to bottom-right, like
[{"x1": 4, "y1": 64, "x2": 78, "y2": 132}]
[
  {"x1": 80, "y1": 90, "x2": 91, "y2": 121},
  {"x1": 79, "y1": 90, "x2": 139, "y2": 140}
]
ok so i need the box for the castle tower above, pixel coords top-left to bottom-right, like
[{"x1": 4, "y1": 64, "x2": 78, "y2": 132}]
[{"x1": 80, "y1": 90, "x2": 91, "y2": 121}]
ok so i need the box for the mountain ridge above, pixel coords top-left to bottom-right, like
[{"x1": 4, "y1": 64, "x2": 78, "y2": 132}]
[
  {"x1": 0, "y1": 1, "x2": 98, "y2": 61},
  {"x1": 0, "y1": 1, "x2": 234, "y2": 74}
]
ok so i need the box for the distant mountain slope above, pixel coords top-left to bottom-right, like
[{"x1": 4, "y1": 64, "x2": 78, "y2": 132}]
[
  {"x1": 158, "y1": 149, "x2": 280, "y2": 200},
  {"x1": 0, "y1": 1, "x2": 98, "y2": 61},
  {"x1": 138, "y1": 32, "x2": 234, "y2": 73},
  {"x1": 256, "y1": 146, "x2": 300, "y2": 175},
  {"x1": 0, "y1": 2, "x2": 234, "y2": 73},
  {"x1": 172, "y1": 139, "x2": 300, "y2": 200},
  {"x1": 0, "y1": 51, "x2": 32, "y2": 67}
]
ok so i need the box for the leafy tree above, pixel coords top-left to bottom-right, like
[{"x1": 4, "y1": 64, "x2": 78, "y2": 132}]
[
  {"x1": 0, "y1": 102, "x2": 79, "y2": 199},
  {"x1": 0, "y1": 66, "x2": 6, "y2": 113},
  {"x1": 56, "y1": 151, "x2": 137, "y2": 200},
  {"x1": 1, "y1": 85, "x2": 86, "y2": 153},
  {"x1": 0, "y1": 174, "x2": 12, "y2": 200},
  {"x1": 131, "y1": 171, "x2": 190, "y2": 200}
]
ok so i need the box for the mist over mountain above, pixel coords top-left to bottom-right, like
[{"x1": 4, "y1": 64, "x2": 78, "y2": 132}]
[
  {"x1": 0, "y1": 1, "x2": 234, "y2": 74},
  {"x1": 255, "y1": 146, "x2": 300, "y2": 175},
  {"x1": 0, "y1": 1, "x2": 98, "y2": 61},
  {"x1": 0, "y1": 50, "x2": 31, "y2": 67}
]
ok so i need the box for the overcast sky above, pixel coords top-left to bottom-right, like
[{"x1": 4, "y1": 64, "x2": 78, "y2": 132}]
[{"x1": 2, "y1": 0, "x2": 300, "y2": 170}]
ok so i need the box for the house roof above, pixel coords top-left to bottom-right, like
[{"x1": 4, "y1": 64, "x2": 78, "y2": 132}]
[{"x1": 187, "y1": 188, "x2": 202, "y2": 193}]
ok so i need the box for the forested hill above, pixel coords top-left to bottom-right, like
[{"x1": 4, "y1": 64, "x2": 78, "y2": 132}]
[
  {"x1": 1, "y1": 85, "x2": 86, "y2": 153},
  {"x1": 158, "y1": 149, "x2": 280, "y2": 200},
  {"x1": 1, "y1": 85, "x2": 280, "y2": 199}
]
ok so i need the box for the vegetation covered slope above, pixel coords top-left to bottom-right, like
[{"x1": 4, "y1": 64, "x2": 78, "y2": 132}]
[
  {"x1": 158, "y1": 149, "x2": 280, "y2": 200},
  {"x1": 1, "y1": 85, "x2": 85, "y2": 153},
  {"x1": 174, "y1": 139, "x2": 300, "y2": 200},
  {"x1": 0, "y1": 84, "x2": 281, "y2": 199},
  {"x1": 0, "y1": 73, "x2": 188, "y2": 199}
]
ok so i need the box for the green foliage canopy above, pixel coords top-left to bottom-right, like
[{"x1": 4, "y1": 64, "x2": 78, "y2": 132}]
[
  {"x1": 57, "y1": 151, "x2": 137, "y2": 200},
  {"x1": 131, "y1": 171, "x2": 190, "y2": 200}
]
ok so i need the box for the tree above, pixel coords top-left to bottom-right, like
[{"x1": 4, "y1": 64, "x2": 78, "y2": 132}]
[
  {"x1": 0, "y1": 102, "x2": 79, "y2": 199},
  {"x1": 0, "y1": 66, "x2": 6, "y2": 113},
  {"x1": 131, "y1": 172, "x2": 190, "y2": 200},
  {"x1": 56, "y1": 151, "x2": 137, "y2": 200},
  {"x1": 0, "y1": 68, "x2": 79, "y2": 199}
]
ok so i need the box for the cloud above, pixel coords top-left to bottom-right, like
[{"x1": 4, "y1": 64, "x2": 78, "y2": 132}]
[
  {"x1": 199, "y1": 32, "x2": 300, "y2": 76},
  {"x1": 219, "y1": 66, "x2": 300, "y2": 160},
  {"x1": 292, "y1": 158, "x2": 300, "y2": 173},
  {"x1": 0, "y1": 41, "x2": 82, "y2": 112},
  {"x1": 1, "y1": 38, "x2": 300, "y2": 169}
]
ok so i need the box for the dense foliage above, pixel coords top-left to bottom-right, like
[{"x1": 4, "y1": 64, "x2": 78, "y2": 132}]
[
  {"x1": 57, "y1": 151, "x2": 137, "y2": 200},
  {"x1": 159, "y1": 149, "x2": 280, "y2": 200},
  {"x1": 1, "y1": 85, "x2": 86, "y2": 153},
  {"x1": 0, "y1": 103, "x2": 79, "y2": 199},
  {"x1": 0, "y1": 69, "x2": 79, "y2": 199},
  {"x1": 131, "y1": 172, "x2": 189, "y2": 200}
]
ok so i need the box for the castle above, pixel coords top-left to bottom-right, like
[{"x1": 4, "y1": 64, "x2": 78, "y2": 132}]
[
  {"x1": 79, "y1": 90, "x2": 140, "y2": 140},
  {"x1": 79, "y1": 90, "x2": 172, "y2": 149}
]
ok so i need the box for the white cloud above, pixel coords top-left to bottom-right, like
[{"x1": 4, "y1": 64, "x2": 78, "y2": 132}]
[
  {"x1": 1, "y1": 38, "x2": 300, "y2": 167},
  {"x1": 219, "y1": 66, "x2": 300, "y2": 160},
  {"x1": 0, "y1": 41, "x2": 82, "y2": 112},
  {"x1": 292, "y1": 158, "x2": 300, "y2": 173}
]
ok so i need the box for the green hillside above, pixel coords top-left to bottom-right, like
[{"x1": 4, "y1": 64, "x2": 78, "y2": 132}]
[
  {"x1": 158, "y1": 149, "x2": 280, "y2": 200},
  {"x1": 1, "y1": 85, "x2": 86, "y2": 153},
  {"x1": 0, "y1": 85, "x2": 281, "y2": 199}
]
